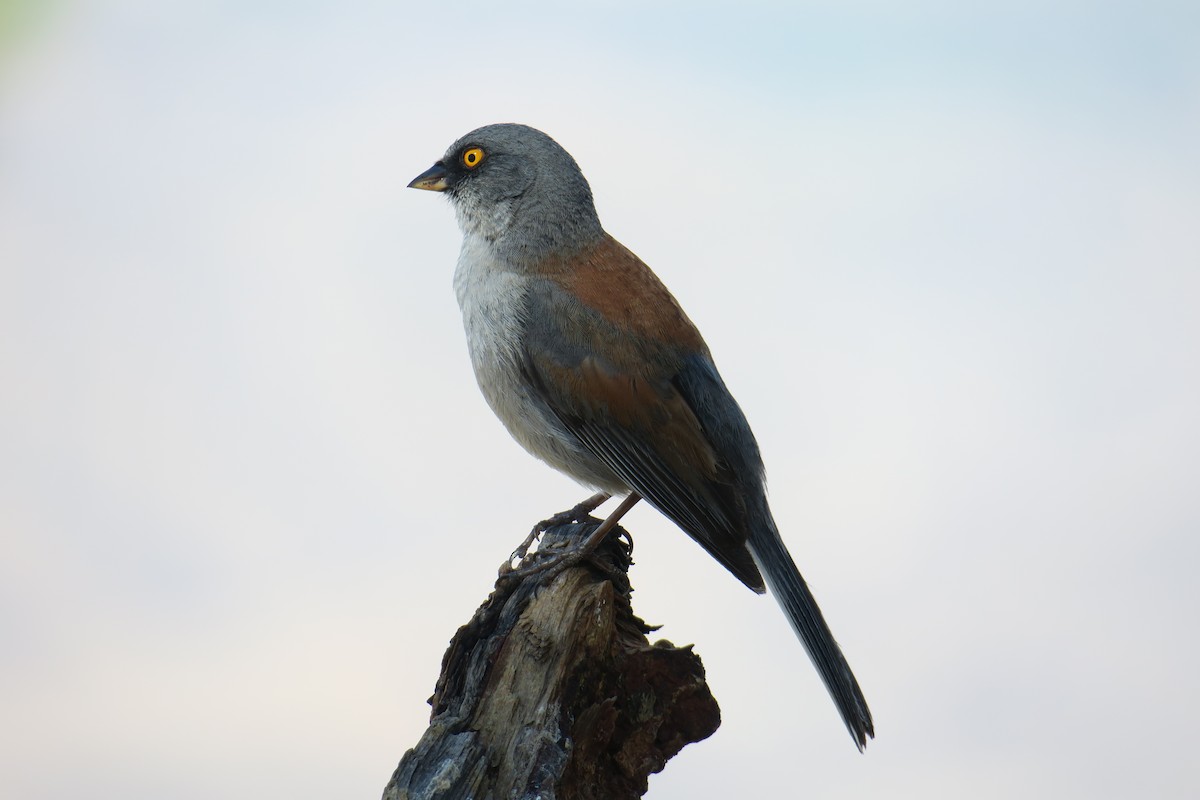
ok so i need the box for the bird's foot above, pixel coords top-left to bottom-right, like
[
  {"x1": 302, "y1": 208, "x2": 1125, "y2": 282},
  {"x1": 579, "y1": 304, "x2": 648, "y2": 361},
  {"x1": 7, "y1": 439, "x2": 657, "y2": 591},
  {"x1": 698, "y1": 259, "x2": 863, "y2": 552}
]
[
  {"x1": 502, "y1": 492, "x2": 611, "y2": 571},
  {"x1": 500, "y1": 539, "x2": 590, "y2": 584},
  {"x1": 498, "y1": 523, "x2": 632, "y2": 587},
  {"x1": 499, "y1": 493, "x2": 640, "y2": 585}
]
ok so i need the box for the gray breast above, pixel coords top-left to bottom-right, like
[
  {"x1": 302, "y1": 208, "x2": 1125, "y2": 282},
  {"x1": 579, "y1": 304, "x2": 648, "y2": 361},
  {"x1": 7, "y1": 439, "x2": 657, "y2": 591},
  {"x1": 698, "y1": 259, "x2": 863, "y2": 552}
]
[{"x1": 452, "y1": 237, "x2": 626, "y2": 494}]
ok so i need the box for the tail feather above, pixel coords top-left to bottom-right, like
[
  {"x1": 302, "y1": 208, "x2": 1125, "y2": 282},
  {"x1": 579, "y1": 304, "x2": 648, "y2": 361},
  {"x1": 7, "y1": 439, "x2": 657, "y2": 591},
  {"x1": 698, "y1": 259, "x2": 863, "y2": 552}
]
[{"x1": 748, "y1": 522, "x2": 874, "y2": 750}]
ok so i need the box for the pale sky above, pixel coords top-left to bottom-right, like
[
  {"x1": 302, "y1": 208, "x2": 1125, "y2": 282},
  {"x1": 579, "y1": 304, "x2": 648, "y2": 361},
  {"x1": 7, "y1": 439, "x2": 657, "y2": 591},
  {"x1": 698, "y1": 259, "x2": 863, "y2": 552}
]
[{"x1": 2, "y1": 2, "x2": 1198, "y2": 798}]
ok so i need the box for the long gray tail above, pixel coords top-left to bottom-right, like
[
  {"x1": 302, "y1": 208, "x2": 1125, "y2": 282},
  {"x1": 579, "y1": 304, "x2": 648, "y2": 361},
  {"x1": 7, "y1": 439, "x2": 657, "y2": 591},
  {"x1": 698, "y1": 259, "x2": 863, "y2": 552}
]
[{"x1": 747, "y1": 522, "x2": 874, "y2": 750}]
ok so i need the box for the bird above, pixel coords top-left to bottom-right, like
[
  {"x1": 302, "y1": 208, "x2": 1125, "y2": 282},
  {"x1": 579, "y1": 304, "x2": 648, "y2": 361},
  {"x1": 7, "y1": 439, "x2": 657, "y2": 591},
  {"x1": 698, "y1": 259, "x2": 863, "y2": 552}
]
[{"x1": 408, "y1": 123, "x2": 874, "y2": 750}]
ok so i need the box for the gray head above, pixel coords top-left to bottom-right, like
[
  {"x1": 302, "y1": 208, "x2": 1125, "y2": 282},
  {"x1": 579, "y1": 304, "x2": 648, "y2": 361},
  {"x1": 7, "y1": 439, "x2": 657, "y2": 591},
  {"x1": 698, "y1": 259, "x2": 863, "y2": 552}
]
[{"x1": 408, "y1": 123, "x2": 603, "y2": 260}]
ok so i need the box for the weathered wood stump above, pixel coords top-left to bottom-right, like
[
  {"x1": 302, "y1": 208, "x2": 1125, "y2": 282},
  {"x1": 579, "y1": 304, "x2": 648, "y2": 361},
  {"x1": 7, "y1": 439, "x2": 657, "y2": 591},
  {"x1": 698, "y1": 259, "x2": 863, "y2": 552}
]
[{"x1": 382, "y1": 518, "x2": 721, "y2": 800}]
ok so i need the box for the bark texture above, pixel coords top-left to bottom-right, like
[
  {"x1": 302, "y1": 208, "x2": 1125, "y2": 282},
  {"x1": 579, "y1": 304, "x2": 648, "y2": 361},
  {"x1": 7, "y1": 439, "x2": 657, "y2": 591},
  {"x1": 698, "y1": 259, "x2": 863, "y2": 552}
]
[{"x1": 382, "y1": 519, "x2": 720, "y2": 800}]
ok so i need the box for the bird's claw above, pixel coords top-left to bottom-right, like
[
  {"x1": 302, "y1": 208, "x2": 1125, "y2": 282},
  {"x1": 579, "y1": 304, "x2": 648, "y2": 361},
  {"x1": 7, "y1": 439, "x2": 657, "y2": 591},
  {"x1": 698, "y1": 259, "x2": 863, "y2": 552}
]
[{"x1": 501, "y1": 494, "x2": 612, "y2": 575}]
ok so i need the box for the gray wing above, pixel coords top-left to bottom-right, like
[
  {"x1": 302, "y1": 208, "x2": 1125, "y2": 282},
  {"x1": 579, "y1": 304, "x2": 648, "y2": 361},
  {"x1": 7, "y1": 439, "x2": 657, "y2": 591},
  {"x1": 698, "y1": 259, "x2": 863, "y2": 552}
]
[{"x1": 519, "y1": 278, "x2": 765, "y2": 590}]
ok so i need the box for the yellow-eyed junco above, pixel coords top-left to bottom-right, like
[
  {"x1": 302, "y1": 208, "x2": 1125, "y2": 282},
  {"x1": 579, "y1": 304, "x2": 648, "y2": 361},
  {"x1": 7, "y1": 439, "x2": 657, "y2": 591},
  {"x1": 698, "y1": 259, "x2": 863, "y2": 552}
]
[{"x1": 409, "y1": 123, "x2": 874, "y2": 749}]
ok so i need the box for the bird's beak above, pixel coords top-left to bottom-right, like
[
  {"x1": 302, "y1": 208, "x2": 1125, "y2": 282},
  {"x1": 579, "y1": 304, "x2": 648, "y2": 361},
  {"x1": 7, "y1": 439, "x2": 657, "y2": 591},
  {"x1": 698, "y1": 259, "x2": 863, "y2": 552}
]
[{"x1": 408, "y1": 162, "x2": 449, "y2": 192}]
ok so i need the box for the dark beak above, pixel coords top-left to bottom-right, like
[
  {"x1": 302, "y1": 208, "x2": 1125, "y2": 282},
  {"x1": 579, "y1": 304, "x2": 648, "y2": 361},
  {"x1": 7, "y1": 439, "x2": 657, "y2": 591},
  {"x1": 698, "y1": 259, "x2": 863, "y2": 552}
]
[{"x1": 408, "y1": 162, "x2": 450, "y2": 192}]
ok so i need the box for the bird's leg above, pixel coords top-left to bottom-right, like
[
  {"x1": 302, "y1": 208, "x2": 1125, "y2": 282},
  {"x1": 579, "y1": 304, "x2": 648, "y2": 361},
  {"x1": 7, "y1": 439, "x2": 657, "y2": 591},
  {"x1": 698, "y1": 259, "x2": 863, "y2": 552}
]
[
  {"x1": 504, "y1": 492, "x2": 611, "y2": 570},
  {"x1": 574, "y1": 492, "x2": 641, "y2": 555},
  {"x1": 541, "y1": 491, "x2": 613, "y2": 532},
  {"x1": 503, "y1": 493, "x2": 642, "y2": 582}
]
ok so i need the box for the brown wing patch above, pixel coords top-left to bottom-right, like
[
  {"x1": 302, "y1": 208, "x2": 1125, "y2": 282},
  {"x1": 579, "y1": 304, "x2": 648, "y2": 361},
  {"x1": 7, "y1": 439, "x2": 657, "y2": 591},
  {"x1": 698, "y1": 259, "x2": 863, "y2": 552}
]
[
  {"x1": 536, "y1": 354, "x2": 720, "y2": 483},
  {"x1": 534, "y1": 234, "x2": 708, "y2": 352}
]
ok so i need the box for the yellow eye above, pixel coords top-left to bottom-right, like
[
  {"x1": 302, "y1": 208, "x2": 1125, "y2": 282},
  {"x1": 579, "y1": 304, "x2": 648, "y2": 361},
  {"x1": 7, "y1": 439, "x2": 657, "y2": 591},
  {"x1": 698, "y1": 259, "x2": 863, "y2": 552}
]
[{"x1": 462, "y1": 147, "x2": 484, "y2": 169}]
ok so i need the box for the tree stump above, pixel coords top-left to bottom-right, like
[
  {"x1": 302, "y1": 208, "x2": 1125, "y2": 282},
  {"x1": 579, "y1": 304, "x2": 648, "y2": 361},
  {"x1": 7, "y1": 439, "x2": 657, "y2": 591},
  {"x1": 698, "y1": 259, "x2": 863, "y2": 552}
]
[{"x1": 382, "y1": 518, "x2": 721, "y2": 800}]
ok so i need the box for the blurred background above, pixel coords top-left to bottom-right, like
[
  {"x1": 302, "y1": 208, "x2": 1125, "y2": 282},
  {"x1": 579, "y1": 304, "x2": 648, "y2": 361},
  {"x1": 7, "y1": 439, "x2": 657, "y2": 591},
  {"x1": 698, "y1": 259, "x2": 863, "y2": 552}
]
[{"x1": 2, "y1": 1, "x2": 1198, "y2": 798}]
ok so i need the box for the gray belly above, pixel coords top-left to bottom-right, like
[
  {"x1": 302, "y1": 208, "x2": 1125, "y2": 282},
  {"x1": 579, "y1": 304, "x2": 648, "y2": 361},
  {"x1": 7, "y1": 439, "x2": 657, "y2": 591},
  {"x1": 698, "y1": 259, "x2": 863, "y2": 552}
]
[{"x1": 453, "y1": 250, "x2": 626, "y2": 494}]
